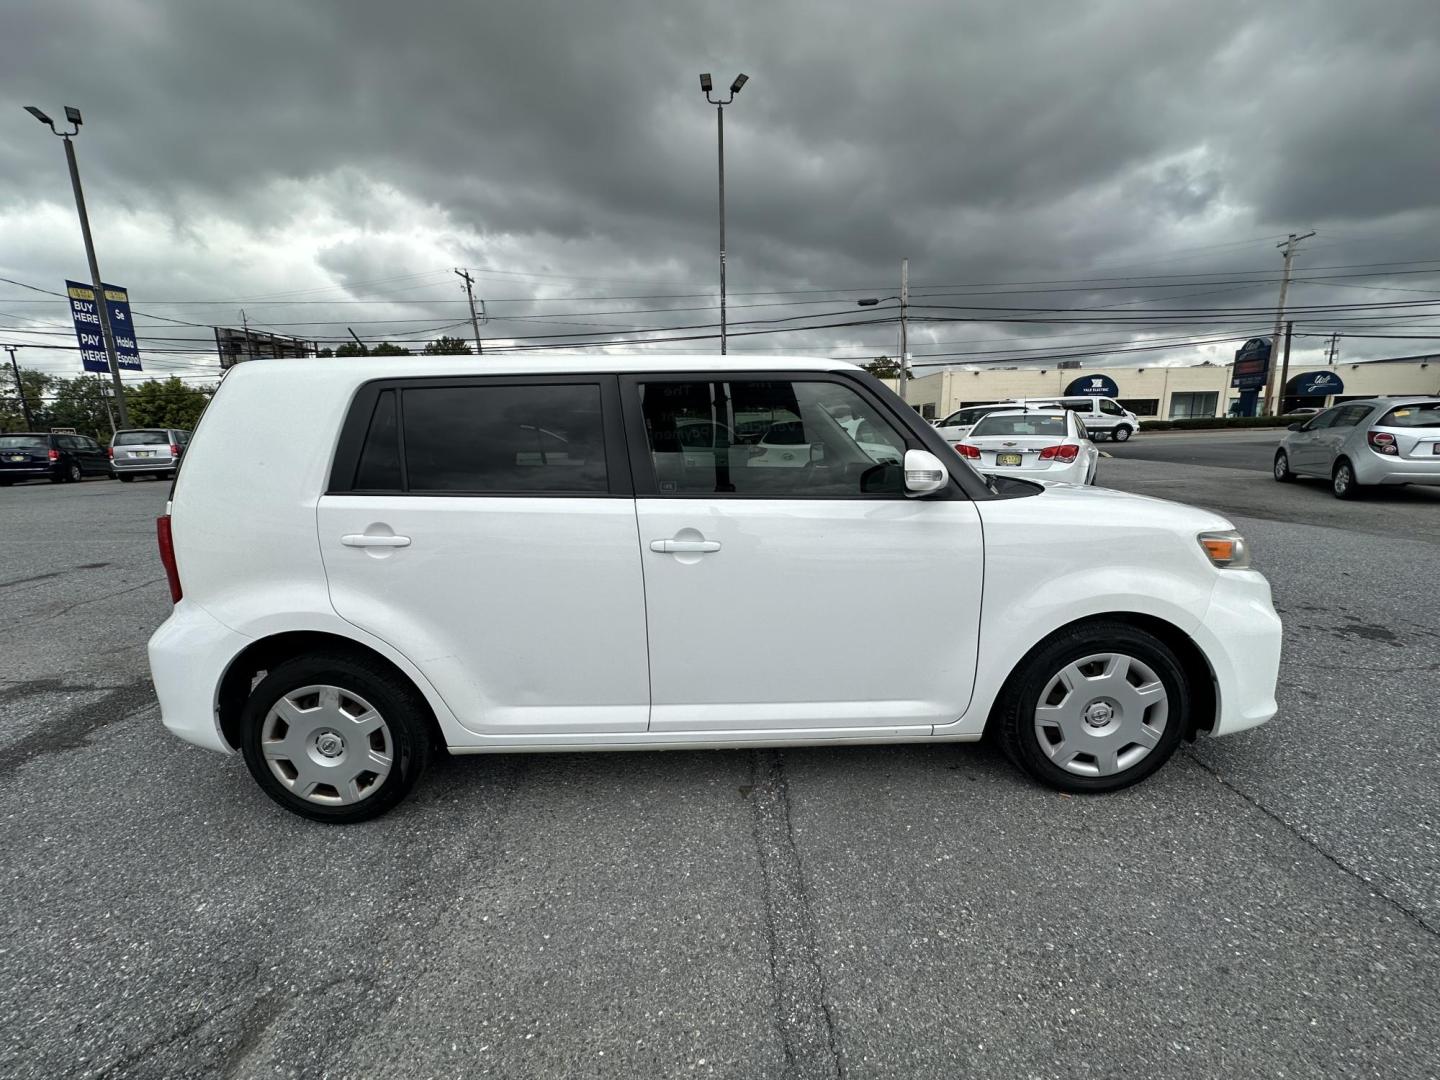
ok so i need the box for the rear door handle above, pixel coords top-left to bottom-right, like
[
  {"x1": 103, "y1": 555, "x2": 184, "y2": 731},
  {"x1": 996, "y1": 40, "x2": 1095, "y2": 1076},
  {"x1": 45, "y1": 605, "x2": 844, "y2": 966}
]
[
  {"x1": 342, "y1": 534, "x2": 411, "y2": 548},
  {"x1": 649, "y1": 539, "x2": 721, "y2": 554}
]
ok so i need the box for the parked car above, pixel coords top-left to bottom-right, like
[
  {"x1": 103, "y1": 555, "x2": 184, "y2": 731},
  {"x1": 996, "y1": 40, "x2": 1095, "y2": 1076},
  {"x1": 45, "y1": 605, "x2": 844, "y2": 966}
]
[
  {"x1": 954, "y1": 408, "x2": 1099, "y2": 485},
  {"x1": 1026, "y1": 396, "x2": 1140, "y2": 441},
  {"x1": 148, "y1": 355, "x2": 1281, "y2": 822},
  {"x1": 0, "y1": 432, "x2": 109, "y2": 484},
  {"x1": 1274, "y1": 397, "x2": 1440, "y2": 498},
  {"x1": 933, "y1": 403, "x2": 1014, "y2": 443},
  {"x1": 110, "y1": 428, "x2": 191, "y2": 481}
]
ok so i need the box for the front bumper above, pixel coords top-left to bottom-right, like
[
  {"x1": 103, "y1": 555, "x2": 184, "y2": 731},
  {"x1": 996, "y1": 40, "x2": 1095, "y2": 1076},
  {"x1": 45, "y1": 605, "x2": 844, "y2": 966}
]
[
  {"x1": 147, "y1": 600, "x2": 251, "y2": 754},
  {"x1": 1190, "y1": 569, "x2": 1282, "y2": 736}
]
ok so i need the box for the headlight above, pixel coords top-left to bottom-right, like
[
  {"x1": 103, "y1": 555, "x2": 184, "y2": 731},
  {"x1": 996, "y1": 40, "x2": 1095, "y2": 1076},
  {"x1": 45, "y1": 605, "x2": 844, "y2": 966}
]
[{"x1": 1198, "y1": 530, "x2": 1250, "y2": 569}]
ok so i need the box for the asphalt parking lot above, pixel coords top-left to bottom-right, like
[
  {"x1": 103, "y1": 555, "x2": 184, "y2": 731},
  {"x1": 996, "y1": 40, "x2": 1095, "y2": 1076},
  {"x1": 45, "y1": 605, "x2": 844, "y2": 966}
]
[{"x1": 2, "y1": 458, "x2": 1438, "y2": 1080}]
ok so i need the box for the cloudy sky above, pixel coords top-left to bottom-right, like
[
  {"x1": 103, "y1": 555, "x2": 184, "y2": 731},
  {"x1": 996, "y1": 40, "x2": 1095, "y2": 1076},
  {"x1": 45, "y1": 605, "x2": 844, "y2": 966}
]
[{"x1": 3, "y1": 0, "x2": 1439, "y2": 386}]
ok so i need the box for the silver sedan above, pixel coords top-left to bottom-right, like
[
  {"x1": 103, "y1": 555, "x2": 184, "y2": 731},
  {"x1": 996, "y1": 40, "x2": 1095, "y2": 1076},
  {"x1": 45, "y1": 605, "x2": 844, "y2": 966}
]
[{"x1": 1275, "y1": 397, "x2": 1440, "y2": 498}]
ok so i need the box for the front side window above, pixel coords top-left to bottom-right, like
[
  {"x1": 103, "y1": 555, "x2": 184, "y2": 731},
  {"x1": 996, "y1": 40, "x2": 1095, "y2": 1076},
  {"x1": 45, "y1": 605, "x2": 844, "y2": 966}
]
[
  {"x1": 1099, "y1": 399, "x2": 1124, "y2": 416},
  {"x1": 403, "y1": 384, "x2": 607, "y2": 493},
  {"x1": 638, "y1": 378, "x2": 907, "y2": 497},
  {"x1": 1303, "y1": 408, "x2": 1343, "y2": 431}
]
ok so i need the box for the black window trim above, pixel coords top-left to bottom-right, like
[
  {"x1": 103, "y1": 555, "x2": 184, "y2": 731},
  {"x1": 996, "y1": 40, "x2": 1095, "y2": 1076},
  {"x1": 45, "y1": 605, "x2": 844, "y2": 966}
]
[
  {"x1": 326, "y1": 373, "x2": 633, "y2": 498},
  {"x1": 618, "y1": 369, "x2": 985, "y2": 501}
]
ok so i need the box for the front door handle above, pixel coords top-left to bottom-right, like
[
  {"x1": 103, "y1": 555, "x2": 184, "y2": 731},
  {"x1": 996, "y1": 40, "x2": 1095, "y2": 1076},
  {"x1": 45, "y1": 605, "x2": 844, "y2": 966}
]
[
  {"x1": 650, "y1": 539, "x2": 721, "y2": 554},
  {"x1": 342, "y1": 534, "x2": 411, "y2": 548}
]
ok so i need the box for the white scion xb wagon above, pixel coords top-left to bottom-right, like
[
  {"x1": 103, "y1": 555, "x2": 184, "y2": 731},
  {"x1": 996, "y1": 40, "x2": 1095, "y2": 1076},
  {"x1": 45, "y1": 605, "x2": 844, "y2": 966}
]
[{"x1": 148, "y1": 355, "x2": 1281, "y2": 822}]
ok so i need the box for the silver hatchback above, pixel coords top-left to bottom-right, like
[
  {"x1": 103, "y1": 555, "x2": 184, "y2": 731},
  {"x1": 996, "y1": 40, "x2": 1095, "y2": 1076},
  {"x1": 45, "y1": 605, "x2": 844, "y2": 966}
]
[
  {"x1": 1275, "y1": 397, "x2": 1440, "y2": 498},
  {"x1": 110, "y1": 428, "x2": 191, "y2": 481}
]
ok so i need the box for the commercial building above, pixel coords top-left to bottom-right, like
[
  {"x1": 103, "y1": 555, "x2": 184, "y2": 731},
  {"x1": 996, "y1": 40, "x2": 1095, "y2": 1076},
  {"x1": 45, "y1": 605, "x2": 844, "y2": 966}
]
[{"x1": 902, "y1": 353, "x2": 1440, "y2": 420}]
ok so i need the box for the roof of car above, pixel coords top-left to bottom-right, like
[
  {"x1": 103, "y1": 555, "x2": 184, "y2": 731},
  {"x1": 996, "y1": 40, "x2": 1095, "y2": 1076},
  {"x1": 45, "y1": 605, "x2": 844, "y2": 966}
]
[{"x1": 223, "y1": 353, "x2": 862, "y2": 380}]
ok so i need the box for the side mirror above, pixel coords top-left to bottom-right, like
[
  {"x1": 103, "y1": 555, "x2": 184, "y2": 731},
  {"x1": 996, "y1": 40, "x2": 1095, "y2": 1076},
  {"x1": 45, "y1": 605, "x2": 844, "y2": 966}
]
[
  {"x1": 1287, "y1": 422, "x2": 1303, "y2": 431},
  {"x1": 903, "y1": 449, "x2": 949, "y2": 497}
]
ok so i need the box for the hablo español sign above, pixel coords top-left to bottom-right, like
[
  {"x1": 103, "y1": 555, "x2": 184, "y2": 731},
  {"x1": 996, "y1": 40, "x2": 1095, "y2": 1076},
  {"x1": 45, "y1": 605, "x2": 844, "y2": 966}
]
[{"x1": 66, "y1": 280, "x2": 143, "y2": 374}]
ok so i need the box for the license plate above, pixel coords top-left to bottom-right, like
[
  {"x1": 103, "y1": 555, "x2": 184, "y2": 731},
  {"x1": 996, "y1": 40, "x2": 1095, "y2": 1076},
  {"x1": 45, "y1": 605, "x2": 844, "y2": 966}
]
[
  {"x1": 4, "y1": 455, "x2": 25, "y2": 462},
  {"x1": 996, "y1": 452, "x2": 1023, "y2": 466},
  {"x1": 135, "y1": 450, "x2": 155, "y2": 457}
]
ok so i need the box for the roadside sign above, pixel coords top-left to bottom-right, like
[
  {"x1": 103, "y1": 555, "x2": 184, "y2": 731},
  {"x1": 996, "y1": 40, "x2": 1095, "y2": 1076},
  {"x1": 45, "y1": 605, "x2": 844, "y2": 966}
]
[
  {"x1": 49, "y1": 427, "x2": 77, "y2": 434},
  {"x1": 1231, "y1": 338, "x2": 1271, "y2": 389},
  {"x1": 66, "y1": 280, "x2": 143, "y2": 374}
]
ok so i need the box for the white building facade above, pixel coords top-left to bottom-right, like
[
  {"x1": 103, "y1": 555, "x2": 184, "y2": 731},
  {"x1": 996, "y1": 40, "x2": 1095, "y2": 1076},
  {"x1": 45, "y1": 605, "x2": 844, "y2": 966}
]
[{"x1": 901, "y1": 354, "x2": 1440, "y2": 420}]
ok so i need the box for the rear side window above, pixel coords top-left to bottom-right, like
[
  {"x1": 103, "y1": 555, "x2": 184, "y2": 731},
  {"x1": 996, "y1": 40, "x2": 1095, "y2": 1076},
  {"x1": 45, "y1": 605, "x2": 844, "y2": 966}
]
[
  {"x1": 1379, "y1": 402, "x2": 1440, "y2": 428},
  {"x1": 354, "y1": 390, "x2": 401, "y2": 490},
  {"x1": 115, "y1": 431, "x2": 169, "y2": 445}
]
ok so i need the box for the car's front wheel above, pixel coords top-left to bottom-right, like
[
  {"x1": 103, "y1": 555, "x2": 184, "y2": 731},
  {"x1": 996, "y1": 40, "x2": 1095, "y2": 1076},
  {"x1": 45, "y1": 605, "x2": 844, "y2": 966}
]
[
  {"x1": 240, "y1": 653, "x2": 432, "y2": 823},
  {"x1": 1112, "y1": 425, "x2": 1133, "y2": 442},
  {"x1": 1332, "y1": 458, "x2": 1361, "y2": 499},
  {"x1": 1273, "y1": 450, "x2": 1294, "y2": 482},
  {"x1": 994, "y1": 622, "x2": 1188, "y2": 793}
]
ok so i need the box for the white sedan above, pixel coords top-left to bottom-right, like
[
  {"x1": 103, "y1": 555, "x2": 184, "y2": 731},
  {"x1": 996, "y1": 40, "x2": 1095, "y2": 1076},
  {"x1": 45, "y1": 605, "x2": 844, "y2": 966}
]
[{"x1": 954, "y1": 408, "x2": 1099, "y2": 485}]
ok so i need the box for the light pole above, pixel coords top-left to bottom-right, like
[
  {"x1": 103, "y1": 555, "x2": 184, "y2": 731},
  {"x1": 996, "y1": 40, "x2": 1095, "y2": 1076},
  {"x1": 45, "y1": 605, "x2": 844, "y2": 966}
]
[
  {"x1": 23, "y1": 104, "x2": 130, "y2": 427},
  {"x1": 699, "y1": 73, "x2": 748, "y2": 354},
  {"x1": 857, "y1": 261, "x2": 912, "y2": 401}
]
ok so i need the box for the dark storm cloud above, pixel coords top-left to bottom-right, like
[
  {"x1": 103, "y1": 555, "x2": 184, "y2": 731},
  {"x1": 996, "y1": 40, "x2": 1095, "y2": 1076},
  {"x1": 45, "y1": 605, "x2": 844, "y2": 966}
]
[{"x1": 2, "y1": 0, "x2": 1439, "y2": 375}]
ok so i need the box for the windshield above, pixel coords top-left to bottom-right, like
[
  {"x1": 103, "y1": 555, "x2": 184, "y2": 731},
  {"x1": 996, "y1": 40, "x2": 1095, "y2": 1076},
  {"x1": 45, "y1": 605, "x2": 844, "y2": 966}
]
[
  {"x1": 970, "y1": 413, "x2": 1068, "y2": 437},
  {"x1": 0, "y1": 435, "x2": 47, "y2": 449},
  {"x1": 1379, "y1": 403, "x2": 1440, "y2": 428},
  {"x1": 114, "y1": 431, "x2": 170, "y2": 445}
]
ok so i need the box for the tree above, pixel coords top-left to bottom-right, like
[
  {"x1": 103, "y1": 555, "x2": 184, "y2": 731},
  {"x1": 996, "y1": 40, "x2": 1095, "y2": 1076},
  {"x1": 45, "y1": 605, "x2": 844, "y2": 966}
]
[
  {"x1": 423, "y1": 336, "x2": 473, "y2": 355},
  {"x1": 316, "y1": 347, "x2": 335, "y2": 358},
  {"x1": 124, "y1": 377, "x2": 215, "y2": 431},
  {"x1": 0, "y1": 367, "x2": 54, "y2": 432},
  {"x1": 862, "y1": 356, "x2": 903, "y2": 379},
  {"x1": 369, "y1": 341, "x2": 412, "y2": 356},
  {"x1": 46, "y1": 375, "x2": 117, "y2": 441},
  {"x1": 335, "y1": 342, "x2": 368, "y2": 357}
]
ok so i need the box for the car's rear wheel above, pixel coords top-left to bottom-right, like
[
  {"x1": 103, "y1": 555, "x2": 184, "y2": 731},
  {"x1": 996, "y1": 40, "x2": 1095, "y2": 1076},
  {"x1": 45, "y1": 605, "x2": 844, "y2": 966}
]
[
  {"x1": 118, "y1": 474, "x2": 134, "y2": 483},
  {"x1": 240, "y1": 653, "x2": 431, "y2": 823},
  {"x1": 1332, "y1": 458, "x2": 1361, "y2": 499},
  {"x1": 1112, "y1": 425, "x2": 1133, "y2": 442},
  {"x1": 1273, "y1": 450, "x2": 1294, "y2": 482},
  {"x1": 994, "y1": 622, "x2": 1188, "y2": 793},
  {"x1": 64, "y1": 462, "x2": 82, "y2": 483}
]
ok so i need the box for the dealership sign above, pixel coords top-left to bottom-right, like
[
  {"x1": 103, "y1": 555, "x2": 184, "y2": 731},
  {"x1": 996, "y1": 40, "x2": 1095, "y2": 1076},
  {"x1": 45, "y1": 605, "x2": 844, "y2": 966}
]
[
  {"x1": 1230, "y1": 337, "x2": 1271, "y2": 390},
  {"x1": 1289, "y1": 370, "x2": 1345, "y2": 397},
  {"x1": 66, "y1": 280, "x2": 142, "y2": 374},
  {"x1": 1063, "y1": 374, "x2": 1120, "y2": 397}
]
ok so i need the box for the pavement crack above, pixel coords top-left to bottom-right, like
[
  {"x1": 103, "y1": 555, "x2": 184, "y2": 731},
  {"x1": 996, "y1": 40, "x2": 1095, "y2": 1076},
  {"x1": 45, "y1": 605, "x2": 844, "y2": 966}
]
[
  {"x1": 14, "y1": 577, "x2": 166, "y2": 624},
  {"x1": 1184, "y1": 748, "x2": 1440, "y2": 938},
  {"x1": 0, "y1": 679, "x2": 156, "y2": 779},
  {"x1": 749, "y1": 749, "x2": 844, "y2": 1080}
]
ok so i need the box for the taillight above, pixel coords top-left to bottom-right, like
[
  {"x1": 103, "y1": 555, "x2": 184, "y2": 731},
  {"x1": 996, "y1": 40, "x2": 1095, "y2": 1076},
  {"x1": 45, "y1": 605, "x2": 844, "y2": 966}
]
[
  {"x1": 169, "y1": 443, "x2": 180, "y2": 456},
  {"x1": 955, "y1": 443, "x2": 980, "y2": 459},
  {"x1": 48, "y1": 449, "x2": 59, "y2": 461},
  {"x1": 1368, "y1": 431, "x2": 1399, "y2": 456},
  {"x1": 106, "y1": 446, "x2": 114, "y2": 459},
  {"x1": 1038, "y1": 444, "x2": 1080, "y2": 462},
  {"x1": 156, "y1": 515, "x2": 183, "y2": 603}
]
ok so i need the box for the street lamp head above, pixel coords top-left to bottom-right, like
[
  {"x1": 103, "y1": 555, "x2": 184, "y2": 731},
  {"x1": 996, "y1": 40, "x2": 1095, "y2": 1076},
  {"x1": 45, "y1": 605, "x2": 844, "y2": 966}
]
[
  {"x1": 730, "y1": 73, "x2": 749, "y2": 94},
  {"x1": 856, "y1": 298, "x2": 880, "y2": 307},
  {"x1": 699, "y1": 73, "x2": 713, "y2": 93},
  {"x1": 24, "y1": 105, "x2": 53, "y2": 126},
  {"x1": 64, "y1": 105, "x2": 83, "y2": 126}
]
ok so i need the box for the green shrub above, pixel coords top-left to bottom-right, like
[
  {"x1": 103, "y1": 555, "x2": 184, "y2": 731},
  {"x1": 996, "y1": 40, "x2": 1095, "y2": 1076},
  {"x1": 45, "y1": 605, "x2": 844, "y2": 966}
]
[{"x1": 1139, "y1": 416, "x2": 1296, "y2": 432}]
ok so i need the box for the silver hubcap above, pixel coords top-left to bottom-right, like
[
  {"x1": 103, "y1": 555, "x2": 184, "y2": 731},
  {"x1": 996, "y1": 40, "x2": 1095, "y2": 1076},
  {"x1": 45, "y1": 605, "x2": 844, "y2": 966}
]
[
  {"x1": 260, "y1": 684, "x2": 393, "y2": 805},
  {"x1": 1033, "y1": 652, "x2": 1169, "y2": 777},
  {"x1": 1275, "y1": 455, "x2": 1287, "y2": 478},
  {"x1": 1335, "y1": 466, "x2": 1350, "y2": 493}
]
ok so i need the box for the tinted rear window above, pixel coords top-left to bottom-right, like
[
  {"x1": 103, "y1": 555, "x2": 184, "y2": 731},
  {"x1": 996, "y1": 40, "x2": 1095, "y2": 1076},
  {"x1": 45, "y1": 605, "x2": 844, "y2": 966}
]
[
  {"x1": 401, "y1": 384, "x2": 607, "y2": 493},
  {"x1": 970, "y1": 413, "x2": 1068, "y2": 437},
  {"x1": 354, "y1": 390, "x2": 401, "y2": 490},
  {"x1": 115, "y1": 431, "x2": 169, "y2": 445},
  {"x1": 0, "y1": 435, "x2": 47, "y2": 449},
  {"x1": 1380, "y1": 403, "x2": 1440, "y2": 428}
]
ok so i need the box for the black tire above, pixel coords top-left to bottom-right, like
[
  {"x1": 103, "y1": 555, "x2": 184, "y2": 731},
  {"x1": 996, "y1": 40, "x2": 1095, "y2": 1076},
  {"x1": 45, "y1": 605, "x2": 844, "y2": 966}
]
[
  {"x1": 240, "y1": 652, "x2": 432, "y2": 823},
  {"x1": 1112, "y1": 424, "x2": 1133, "y2": 442},
  {"x1": 1332, "y1": 458, "x2": 1362, "y2": 500},
  {"x1": 0, "y1": 479, "x2": 12, "y2": 487},
  {"x1": 118, "y1": 474, "x2": 134, "y2": 483},
  {"x1": 993, "y1": 621, "x2": 1189, "y2": 794},
  {"x1": 64, "y1": 462, "x2": 82, "y2": 483},
  {"x1": 1273, "y1": 450, "x2": 1294, "y2": 482}
]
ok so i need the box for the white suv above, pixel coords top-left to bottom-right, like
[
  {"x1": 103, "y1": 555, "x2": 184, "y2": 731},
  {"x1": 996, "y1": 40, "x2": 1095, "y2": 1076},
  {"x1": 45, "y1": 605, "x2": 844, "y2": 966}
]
[{"x1": 148, "y1": 355, "x2": 1280, "y2": 822}]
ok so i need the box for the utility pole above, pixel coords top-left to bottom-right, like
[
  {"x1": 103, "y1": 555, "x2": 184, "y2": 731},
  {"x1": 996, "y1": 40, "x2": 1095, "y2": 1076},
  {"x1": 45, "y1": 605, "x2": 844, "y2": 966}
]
[
  {"x1": 5, "y1": 345, "x2": 36, "y2": 429},
  {"x1": 1277, "y1": 321, "x2": 1294, "y2": 416},
  {"x1": 1263, "y1": 231, "x2": 1316, "y2": 414},
  {"x1": 23, "y1": 105, "x2": 131, "y2": 427},
  {"x1": 1325, "y1": 332, "x2": 1341, "y2": 365},
  {"x1": 899, "y1": 257, "x2": 910, "y2": 403},
  {"x1": 455, "y1": 268, "x2": 484, "y2": 354}
]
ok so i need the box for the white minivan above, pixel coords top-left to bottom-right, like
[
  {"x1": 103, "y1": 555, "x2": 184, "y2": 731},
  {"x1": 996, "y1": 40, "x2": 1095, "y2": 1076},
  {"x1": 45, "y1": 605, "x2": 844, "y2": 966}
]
[
  {"x1": 1029, "y1": 396, "x2": 1141, "y2": 441},
  {"x1": 148, "y1": 355, "x2": 1280, "y2": 822}
]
